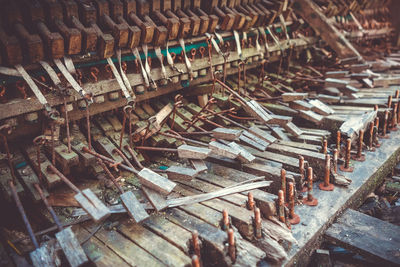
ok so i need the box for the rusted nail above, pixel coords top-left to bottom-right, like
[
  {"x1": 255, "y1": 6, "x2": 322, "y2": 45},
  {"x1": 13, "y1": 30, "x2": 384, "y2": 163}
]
[
  {"x1": 368, "y1": 121, "x2": 375, "y2": 151},
  {"x1": 352, "y1": 129, "x2": 365, "y2": 162},
  {"x1": 288, "y1": 182, "x2": 300, "y2": 225},
  {"x1": 319, "y1": 154, "x2": 334, "y2": 191},
  {"x1": 281, "y1": 169, "x2": 286, "y2": 203},
  {"x1": 254, "y1": 207, "x2": 262, "y2": 238},
  {"x1": 395, "y1": 90, "x2": 399, "y2": 99},
  {"x1": 228, "y1": 229, "x2": 236, "y2": 263},
  {"x1": 336, "y1": 131, "x2": 341, "y2": 158},
  {"x1": 192, "y1": 230, "x2": 201, "y2": 260},
  {"x1": 388, "y1": 95, "x2": 392, "y2": 109},
  {"x1": 381, "y1": 110, "x2": 389, "y2": 138},
  {"x1": 340, "y1": 138, "x2": 354, "y2": 172},
  {"x1": 373, "y1": 125, "x2": 380, "y2": 148},
  {"x1": 299, "y1": 156, "x2": 307, "y2": 192},
  {"x1": 333, "y1": 149, "x2": 338, "y2": 173},
  {"x1": 303, "y1": 167, "x2": 318, "y2": 206},
  {"x1": 192, "y1": 255, "x2": 200, "y2": 267},
  {"x1": 322, "y1": 139, "x2": 327, "y2": 154},
  {"x1": 390, "y1": 103, "x2": 398, "y2": 131},
  {"x1": 222, "y1": 209, "x2": 230, "y2": 230},
  {"x1": 278, "y1": 190, "x2": 286, "y2": 221},
  {"x1": 247, "y1": 192, "x2": 255, "y2": 210}
]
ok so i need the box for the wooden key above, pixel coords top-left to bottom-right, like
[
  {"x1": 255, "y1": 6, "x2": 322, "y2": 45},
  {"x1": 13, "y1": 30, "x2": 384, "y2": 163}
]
[
  {"x1": 125, "y1": 0, "x2": 155, "y2": 44},
  {"x1": 3, "y1": 2, "x2": 44, "y2": 63},
  {"x1": 235, "y1": 0, "x2": 260, "y2": 29},
  {"x1": 40, "y1": 0, "x2": 82, "y2": 55},
  {"x1": 195, "y1": 5, "x2": 219, "y2": 33},
  {"x1": 93, "y1": 0, "x2": 129, "y2": 48},
  {"x1": 202, "y1": 0, "x2": 235, "y2": 31},
  {"x1": 0, "y1": 27, "x2": 23, "y2": 65},
  {"x1": 164, "y1": 0, "x2": 190, "y2": 38},
  {"x1": 62, "y1": 0, "x2": 98, "y2": 53},
  {"x1": 175, "y1": 0, "x2": 200, "y2": 36},
  {"x1": 110, "y1": 0, "x2": 141, "y2": 48},
  {"x1": 220, "y1": 0, "x2": 247, "y2": 30},
  {"x1": 137, "y1": 0, "x2": 168, "y2": 45},
  {"x1": 22, "y1": 0, "x2": 65, "y2": 59},
  {"x1": 75, "y1": 0, "x2": 115, "y2": 58},
  {"x1": 185, "y1": 0, "x2": 208, "y2": 35},
  {"x1": 151, "y1": 0, "x2": 180, "y2": 40}
]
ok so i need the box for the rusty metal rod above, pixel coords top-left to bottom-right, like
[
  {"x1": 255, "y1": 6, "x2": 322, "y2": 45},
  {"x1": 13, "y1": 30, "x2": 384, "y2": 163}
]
[{"x1": 34, "y1": 183, "x2": 63, "y2": 232}]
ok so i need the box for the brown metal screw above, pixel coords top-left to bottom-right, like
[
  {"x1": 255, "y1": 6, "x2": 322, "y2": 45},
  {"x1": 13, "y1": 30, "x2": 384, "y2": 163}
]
[
  {"x1": 192, "y1": 230, "x2": 201, "y2": 260},
  {"x1": 381, "y1": 110, "x2": 389, "y2": 138},
  {"x1": 288, "y1": 182, "x2": 300, "y2": 224},
  {"x1": 247, "y1": 192, "x2": 255, "y2": 210},
  {"x1": 281, "y1": 169, "x2": 286, "y2": 203},
  {"x1": 299, "y1": 156, "x2": 307, "y2": 192},
  {"x1": 390, "y1": 103, "x2": 398, "y2": 131},
  {"x1": 303, "y1": 167, "x2": 318, "y2": 206},
  {"x1": 333, "y1": 149, "x2": 338, "y2": 173},
  {"x1": 254, "y1": 207, "x2": 262, "y2": 238},
  {"x1": 352, "y1": 129, "x2": 365, "y2": 161},
  {"x1": 319, "y1": 154, "x2": 334, "y2": 191},
  {"x1": 222, "y1": 209, "x2": 230, "y2": 230},
  {"x1": 340, "y1": 138, "x2": 354, "y2": 172},
  {"x1": 192, "y1": 255, "x2": 200, "y2": 267},
  {"x1": 368, "y1": 121, "x2": 375, "y2": 151},
  {"x1": 278, "y1": 190, "x2": 285, "y2": 222},
  {"x1": 228, "y1": 229, "x2": 236, "y2": 263},
  {"x1": 322, "y1": 139, "x2": 327, "y2": 154},
  {"x1": 336, "y1": 131, "x2": 341, "y2": 157}
]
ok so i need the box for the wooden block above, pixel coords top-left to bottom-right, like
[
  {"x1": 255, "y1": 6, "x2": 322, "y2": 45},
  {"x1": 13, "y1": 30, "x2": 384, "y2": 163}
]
[
  {"x1": 189, "y1": 159, "x2": 208, "y2": 172},
  {"x1": 51, "y1": 143, "x2": 79, "y2": 175},
  {"x1": 74, "y1": 189, "x2": 110, "y2": 222},
  {"x1": 209, "y1": 141, "x2": 239, "y2": 159},
  {"x1": 166, "y1": 165, "x2": 198, "y2": 181},
  {"x1": 324, "y1": 78, "x2": 349, "y2": 89},
  {"x1": 0, "y1": 29, "x2": 23, "y2": 65},
  {"x1": 317, "y1": 94, "x2": 340, "y2": 104},
  {"x1": 30, "y1": 245, "x2": 55, "y2": 267},
  {"x1": 120, "y1": 191, "x2": 149, "y2": 222},
  {"x1": 106, "y1": 115, "x2": 123, "y2": 132},
  {"x1": 242, "y1": 130, "x2": 270, "y2": 149},
  {"x1": 298, "y1": 110, "x2": 324, "y2": 124},
  {"x1": 281, "y1": 92, "x2": 308, "y2": 102},
  {"x1": 325, "y1": 209, "x2": 400, "y2": 265},
  {"x1": 270, "y1": 127, "x2": 290, "y2": 141},
  {"x1": 325, "y1": 71, "x2": 349, "y2": 78},
  {"x1": 308, "y1": 99, "x2": 334, "y2": 116},
  {"x1": 138, "y1": 168, "x2": 176, "y2": 195},
  {"x1": 282, "y1": 122, "x2": 304, "y2": 137},
  {"x1": 177, "y1": 144, "x2": 210, "y2": 159},
  {"x1": 142, "y1": 186, "x2": 168, "y2": 211},
  {"x1": 212, "y1": 127, "x2": 242, "y2": 140},
  {"x1": 248, "y1": 125, "x2": 277, "y2": 143},
  {"x1": 228, "y1": 142, "x2": 256, "y2": 163},
  {"x1": 289, "y1": 100, "x2": 313, "y2": 111},
  {"x1": 55, "y1": 226, "x2": 88, "y2": 267}
]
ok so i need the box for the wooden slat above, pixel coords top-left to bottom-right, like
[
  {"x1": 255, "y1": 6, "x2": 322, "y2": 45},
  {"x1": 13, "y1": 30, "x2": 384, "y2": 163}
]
[{"x1": 325, "y1": 209, "x2": 400, "y2": 265}]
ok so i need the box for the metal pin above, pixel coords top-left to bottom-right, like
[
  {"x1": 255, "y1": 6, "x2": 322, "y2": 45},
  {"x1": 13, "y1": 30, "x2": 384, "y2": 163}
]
[
  {"x1": 280, "y1": 169, "x2": 287, "y2": 203},
  {"x1": 322, "y1": 139, "x2": 327, "y2": 154},
  {"x1": 299, "y1": 156, "x2": 307, "y2": 192},
  {"x1": 192, "y1": 255, "x2": 200, "y2": 267},
  {"x1": 333, "y1": 149, "x2": 338, "y2": 173},
  {"x1": 222, "y1": 209, "x2": 229, "y2": 230},
  {"x1": 336, "y1": 131, "x2": 341, "y2": 157},
  {"x1": 278, "y1": 190, "x2": 286, "y2": 221},
  {"x1": 319, "y1": 154, "x2": 334, "y2": 191},
  {"x1": 228, "y1": 229, "x2": 236, "y2": 263},
  {"x1": 352, "y1": 129, "x2": 365, "y2": 161},
  {"x1": 340, "y1": 138, "x2": 354, "y2": 172},
  {"x1": 381, "y1": 110, "x2": 389, "y2": 138},
  {"x1": 288, "y1": 182, "x2": 300, "y2": 224},
  {"x1": 192, "y1": 230, "x2": 201, "y2": 260},
  {"x1": 247, "y1": 192, "x2": 255, "y2": 210},
  {"x1": 390, "y1": 103, "x2": 398, "y2": 131},
  {"x1": 254, "y1": 207, "x2": 262, "y2": 238},
  {"x1": 303, "y1": 167, "x2": 318, "y2": 206}
]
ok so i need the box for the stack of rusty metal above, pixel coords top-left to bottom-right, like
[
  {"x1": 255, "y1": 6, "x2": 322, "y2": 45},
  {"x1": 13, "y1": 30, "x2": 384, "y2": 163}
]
[{"x1": 0, "y1": 0, "x2": 399, "y2": 266}]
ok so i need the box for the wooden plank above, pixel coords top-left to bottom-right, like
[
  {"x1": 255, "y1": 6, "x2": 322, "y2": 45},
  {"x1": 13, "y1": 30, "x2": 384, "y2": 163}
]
[
  {"x1": 177, "y1": 144, "x2": 211, "y2": 159},
  {"x1": 212, "y1": 127, "x2": 242, "y2": 140},
  {"x1": 278, "y1": 140, "x2": 321, "y2": 152},
  {"x1": 248, "y1": 125, "x2": 277, "y2": 143},
  {"x1": 83, "y1": 223, "x2": 164, "y2": 267},
  {"x1": 120, "y1": 191, "x2": 149, "y2": 223},
  {"x1": 281, "y1": 92, "x2": 308, "y2": 102},
  {"x1": 292, "y1": 0, "x2": 361, "y2": 58},
  {"x1": 74, "y1": 189, "x2": 110, "y2": 222},
  {"x1": 142, "y1": 186, "x2": 168, "y2": 211},
  {"x1": 325, "y1": 209, "x2": 400, "y2": 265},
  {"x1": 209, "y1": 140, "x2": 239, "y2": 159},
  {"x1": 142, "y1": 215, "x2": 193, "y2": 254},
  {"x1": 166, "y1": 165, "x2": 198, "y2": 181},
  {"x1": 138, "y1": 168, "x2": 176, "y2": 195},
  {"x1": 55, "y1": 226, "x2": 88, "y2": 267},
  {"x1": 73, "y1": 225, "x2": 130, "y2": 267},
  {"x1": 118, "y1": 222, "x2": 192, "y2": 267}
]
